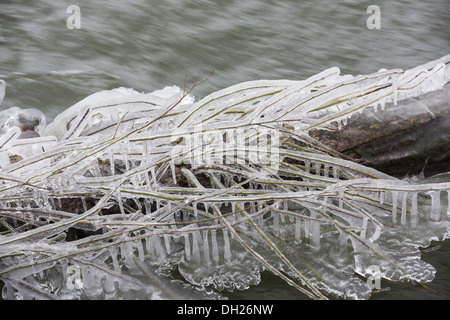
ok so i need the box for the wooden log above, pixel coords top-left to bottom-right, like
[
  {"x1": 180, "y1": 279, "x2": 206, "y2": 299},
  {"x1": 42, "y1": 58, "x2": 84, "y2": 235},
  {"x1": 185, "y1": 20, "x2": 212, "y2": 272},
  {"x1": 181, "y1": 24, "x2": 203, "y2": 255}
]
[{"x1": 309, "y1": 84, "x2": 450, "y2": 178}]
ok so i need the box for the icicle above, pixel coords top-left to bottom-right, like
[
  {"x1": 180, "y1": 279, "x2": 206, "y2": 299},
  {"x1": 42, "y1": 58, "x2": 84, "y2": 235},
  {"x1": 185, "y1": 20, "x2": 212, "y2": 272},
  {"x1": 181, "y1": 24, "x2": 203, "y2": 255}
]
[
  {"x1": 110, "y1": 248, "x2": 120, "y2": 272},
  {"x1": 231, "y1": 202, "x2": 236, "y2": 215},
  {"x1": 391, "y1": 191, "x2": 398, "y2": 223},
  {"x1": 429, "y1": 191, "x2": 441, "y2": 221},
  {"x1": 60, "y1": 259, "x2": 69, "y2": 287},
  {"x1": 336, "y1": 228, "x2": 347, "y2": 247},
  {"x1": 332, "y1": 167, "x2": 338, "y2": 179},
  {"x1": 295, "y1": 218, "x2": 302, "y2": 243},
  {"x1": 202, "y1": 230, "x2": 211, "y2": 264},
  {"x1": 410, "y1": 192, "x2": 418, "y2": 226},
  {"x1": 136, "y1": 239, "x2": 145, "y2": 262},
  {"x1": 288, "y1": 212, "x2": 295, "y2": 223},
  {"x1": 145, "y1": 236, "x2": 152, "y2": 253},
  {"x1": 323, "y1": 165, "x2": 330, "y2": 177},
  {"x1": 191, "y1": 231, "x2": 201, "y2": 263},
  {"x1": 310, "y1": 212, "x2": 321, "y2": 250},
  {"x1": 103, "y1": 272, "x2": 116, "y2": 294},
  {"x1": 304, "y1": 219, "x2": 310, "y2": 240},
  {"x1": 155, "y1": 237, "x2": 167, "y2": 260},
  {"x1": 400, "y1": 192, "x2": 408, "y2": 225},
  {"x1": 279, "y1": 210, "x2": 286, "y2": 223},
  {"x1": 123, "y1": 144, "x2": 130, "y2": 172},
  {"x1": 193, "y1": 203, "x2": 198, "y2": 218},
  {"x1": 447, "y1": 190, "x2": 450, "y2": 217},
  {"x1": 121, "y1": 242, "x2": 135, "y2": 269},
  {"x1": 211, "y1": 229, "x2": 219, "y2": 263},
  {"x1": 146, "y1": 236, "x2": 166, "y2": 262},
  {"x1": 184, "y1": 234, "x2": 191, "y2": 261},
  {"x1": 81, "y1": 197, "x2": 88, "y2": 213},
  {"x1": 304, "y1": 160, "x2": 310, "y2": 173},
  {"x1": 272, "y1": 212, "x2": 280, "y2": 235},
  {"x1": 313, "y1": 162, "x2": 321, "y2": 175},
  {"x1": 392, "y1": 74, "x2": 399, "y2": 105},
  {"x1": 169, "y1": 160, "x2": 177, "y2": 185},
  {"x1": 222, "y1": 229, "x2": 232, "y2": 262},
  {"x1": 369, "y1": 225, "x2": 381, "y2": 242},
  {"x1": 258, "y1": 200, "x2": 264, "y2": 212},
  {"x1": 117, "y1": 190, "x2": 125, "y2": 215},
  {"x1": 379, "y1": 97, "x2": 386, "y2": 111},
  {"x1": 163, "y1": 234, "x2": 171, "y2": 254}
]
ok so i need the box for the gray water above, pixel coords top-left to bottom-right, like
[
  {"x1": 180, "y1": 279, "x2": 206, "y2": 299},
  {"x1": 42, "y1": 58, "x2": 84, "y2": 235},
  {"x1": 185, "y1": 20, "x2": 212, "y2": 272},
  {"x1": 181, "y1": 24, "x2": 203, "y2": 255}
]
[{"x1": 0, "y1": 0, "x2": 449, "y2": 300}]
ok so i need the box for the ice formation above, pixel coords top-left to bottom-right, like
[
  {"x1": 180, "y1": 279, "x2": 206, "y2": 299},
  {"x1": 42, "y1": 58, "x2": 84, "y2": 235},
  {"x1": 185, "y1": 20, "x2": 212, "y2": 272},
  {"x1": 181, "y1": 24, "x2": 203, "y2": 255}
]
[{"x1": 0, "y1": 55, "x2": 449, "y2": 300}]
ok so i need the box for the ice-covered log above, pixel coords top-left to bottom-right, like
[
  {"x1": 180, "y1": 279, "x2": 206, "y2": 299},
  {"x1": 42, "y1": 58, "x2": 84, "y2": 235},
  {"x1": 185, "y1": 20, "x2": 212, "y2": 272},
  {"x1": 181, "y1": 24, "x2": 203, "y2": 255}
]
[
  {"x1": 1, "y1": 56, "x2": 450, "y2": 301},
  {"x1": 310, "y1": 83, "x2": 450, "y2": 178}
]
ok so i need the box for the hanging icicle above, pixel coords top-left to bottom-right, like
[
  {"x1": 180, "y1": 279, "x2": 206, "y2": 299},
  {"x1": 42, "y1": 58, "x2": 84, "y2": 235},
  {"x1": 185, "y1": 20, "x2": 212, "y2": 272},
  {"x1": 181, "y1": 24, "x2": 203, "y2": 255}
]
[
  {"x1": 391, "y1": 191, "x2": 399, "y2": 223},
  {"x1": 429, "y1": 191, "x2": 441, "y2": 221},
  {"x1": 222, "y1": 228, "x2": 232, "y2": 262},
  {"x1": 447, "y1": 190, "x2": 450, "y2": 217},
  {"x1": 310, "y1": 211, "x2": 321, "y2": 250},
  {"x1": 210, "y1": 229, "x2": 220, "y2": 264},
  {"x1": 295, "y1": 217, "x2": 302, "y2": 243},
  {"x1": 191, "y1": 231, "x2": 201, "y2": 263},
  {"x1": 401, "y1": 191, "x2": 408, "y2": 225},
  {"x1": 169, "y1": 160, "x2": 177, "y2": 185},
  {"x1": 202, "y1": 229, "x2": 211, "y2": 265},
  {"x1": 410, "y1": 192, "x2": 419, "y2": 227}
]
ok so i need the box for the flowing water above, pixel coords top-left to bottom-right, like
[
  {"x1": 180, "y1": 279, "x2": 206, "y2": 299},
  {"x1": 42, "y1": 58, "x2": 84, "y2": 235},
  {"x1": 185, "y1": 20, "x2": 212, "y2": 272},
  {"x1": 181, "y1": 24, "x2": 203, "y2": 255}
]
[{"x1": 0, "y1": 0, "x2": 449, "y2": 300}]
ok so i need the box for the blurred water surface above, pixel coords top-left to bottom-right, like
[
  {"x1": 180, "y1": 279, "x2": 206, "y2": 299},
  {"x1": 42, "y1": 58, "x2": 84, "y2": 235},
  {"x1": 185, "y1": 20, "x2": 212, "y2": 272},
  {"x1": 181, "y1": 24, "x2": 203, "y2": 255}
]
[
  {"x1": 1, "y1": 0, "x2": 449, "y2": 120},
  {"x1": 0, "y1": 0, "x2": 449, "y2": 299}
]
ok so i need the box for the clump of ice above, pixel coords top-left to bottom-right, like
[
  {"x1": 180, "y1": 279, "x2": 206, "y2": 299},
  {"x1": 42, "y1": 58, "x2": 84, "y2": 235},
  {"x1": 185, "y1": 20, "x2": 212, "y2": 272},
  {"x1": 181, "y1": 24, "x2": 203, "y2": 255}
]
[
  {"x1": 151, "y1": 85, "x2": 195, "y2": 105},
  {"x1": 0, "y1": 107, "x2": 46, "y2": 138},
  {"x1": 18, "y1": 108, "x2": 47, "y2": 135},
  {"x1": 43, "y1": 85, "x2": 194, "y2": 140}
]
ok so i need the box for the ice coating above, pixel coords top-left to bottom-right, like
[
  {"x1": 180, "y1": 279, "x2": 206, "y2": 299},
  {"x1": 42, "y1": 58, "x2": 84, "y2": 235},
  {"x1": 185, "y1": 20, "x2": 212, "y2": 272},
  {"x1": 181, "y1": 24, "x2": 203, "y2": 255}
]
[
  {"x1": 0, "y1": 55, "x2": 449, "y2": 300},
  {"x1": 42, "y1": 85, "x2": 195, "y2": 140}
]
